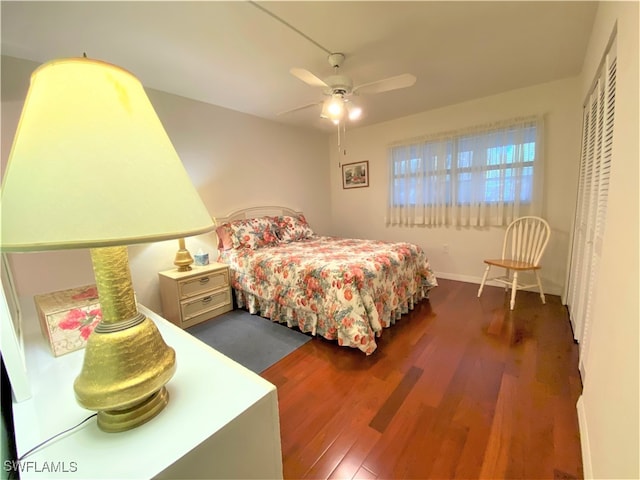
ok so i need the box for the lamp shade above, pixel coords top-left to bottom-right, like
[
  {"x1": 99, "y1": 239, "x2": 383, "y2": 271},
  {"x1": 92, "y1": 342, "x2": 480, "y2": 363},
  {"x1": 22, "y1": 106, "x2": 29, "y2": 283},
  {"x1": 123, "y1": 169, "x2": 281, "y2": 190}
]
[{"x1": 1, "y1": 58, "x2": 214, "y2": 252}]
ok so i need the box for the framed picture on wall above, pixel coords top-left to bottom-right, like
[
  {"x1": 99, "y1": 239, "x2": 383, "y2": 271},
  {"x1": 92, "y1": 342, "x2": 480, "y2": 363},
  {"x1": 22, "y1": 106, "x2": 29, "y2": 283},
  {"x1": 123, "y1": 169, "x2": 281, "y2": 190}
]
[{"x1": 342, "y1": 160, "x2": 369, "y2": 189}]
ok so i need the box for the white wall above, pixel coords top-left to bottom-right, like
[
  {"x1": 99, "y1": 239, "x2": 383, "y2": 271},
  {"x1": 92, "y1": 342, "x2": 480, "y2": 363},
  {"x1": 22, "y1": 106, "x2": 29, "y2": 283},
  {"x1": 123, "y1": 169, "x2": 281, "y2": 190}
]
[
  {"x1": 328, "y1": 77, "x2": 583, "y2": 296},
  {"x1": 1, "y1": 55, "x2": 330, "y2": 314},
  {"x1": 575, "y1": 2, "x2": 639, "y2": 478}
]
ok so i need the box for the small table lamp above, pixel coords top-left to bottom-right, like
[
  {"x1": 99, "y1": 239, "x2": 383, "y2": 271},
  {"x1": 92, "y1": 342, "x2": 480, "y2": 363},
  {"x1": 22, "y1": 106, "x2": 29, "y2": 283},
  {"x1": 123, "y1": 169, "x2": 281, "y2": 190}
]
[
  {"x1": 0, "y1": 58, "x2": 215, "y2": 432},
  {"x1": 174, "y1": 238, "x2": 194, "y2": 271}
]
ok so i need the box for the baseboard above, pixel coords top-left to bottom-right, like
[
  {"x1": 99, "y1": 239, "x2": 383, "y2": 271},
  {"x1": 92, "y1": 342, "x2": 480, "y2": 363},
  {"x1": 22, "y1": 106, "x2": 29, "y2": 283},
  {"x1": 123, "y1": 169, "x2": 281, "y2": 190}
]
[
  {"x1": 435, "y1": 272, "x2": 499, "y2": 286},
  {"x1": 434, "y1": 272, "x2": 563, "y2": 296},
  {"x1": 577, "y1": 396, "x2": 592, "y2": 479}
]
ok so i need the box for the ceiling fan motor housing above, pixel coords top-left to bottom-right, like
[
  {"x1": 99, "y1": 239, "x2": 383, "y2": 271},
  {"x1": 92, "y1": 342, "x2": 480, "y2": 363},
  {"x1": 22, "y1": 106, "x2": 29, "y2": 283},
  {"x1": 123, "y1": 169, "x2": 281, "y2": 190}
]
[
  {"x1": 327, "y1": 52, "x2": 345, "y2": 69},
  {"x1": 324, "y1": 74, "x2": 353, "y2": 96}
]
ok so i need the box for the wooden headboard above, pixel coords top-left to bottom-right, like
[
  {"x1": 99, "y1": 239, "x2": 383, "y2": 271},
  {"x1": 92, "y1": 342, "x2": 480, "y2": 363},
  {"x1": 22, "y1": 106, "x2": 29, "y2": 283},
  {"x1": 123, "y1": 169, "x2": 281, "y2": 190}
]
[{"x1": 213, "y1": 205, "x2": 303, "y2": 226}]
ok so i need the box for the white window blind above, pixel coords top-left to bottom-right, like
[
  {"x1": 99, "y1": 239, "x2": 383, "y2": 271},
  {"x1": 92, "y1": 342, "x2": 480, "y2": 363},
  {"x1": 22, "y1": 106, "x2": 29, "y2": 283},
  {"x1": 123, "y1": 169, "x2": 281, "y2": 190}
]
[
  {"x1": 567, "y1": 36, "x2": 616, "y2": 381},
  {"x1": 387, "y1": 116, "x2": 544, "y2": 227}
]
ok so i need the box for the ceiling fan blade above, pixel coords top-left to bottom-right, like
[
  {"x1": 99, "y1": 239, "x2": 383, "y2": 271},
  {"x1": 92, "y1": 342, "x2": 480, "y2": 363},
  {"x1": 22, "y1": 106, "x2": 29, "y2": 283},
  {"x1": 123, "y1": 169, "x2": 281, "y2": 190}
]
[
  {"x1": 290, "y1": 68, "x2": 328, "y2": 88},
  {"x1": 353, "y1": 73, "x2": 417, "y2": 95},
  {"x1": 277, "y1": 101, "x2": 322, "y2": 116}
]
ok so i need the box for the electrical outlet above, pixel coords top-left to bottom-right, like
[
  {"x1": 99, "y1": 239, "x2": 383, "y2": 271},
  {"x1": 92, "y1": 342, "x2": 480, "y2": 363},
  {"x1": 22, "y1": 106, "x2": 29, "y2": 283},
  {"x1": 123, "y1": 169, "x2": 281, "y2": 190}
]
[{"x1": 443, "y1": 243, "x2": 449, "y2": 254}]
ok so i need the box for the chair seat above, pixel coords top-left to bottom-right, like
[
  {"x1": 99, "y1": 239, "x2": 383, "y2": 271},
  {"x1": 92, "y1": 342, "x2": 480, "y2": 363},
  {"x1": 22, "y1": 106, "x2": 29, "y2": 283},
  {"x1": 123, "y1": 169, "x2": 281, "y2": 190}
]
[{"x1": 483, "y1": 259, "x2": 541, "y2": 271}]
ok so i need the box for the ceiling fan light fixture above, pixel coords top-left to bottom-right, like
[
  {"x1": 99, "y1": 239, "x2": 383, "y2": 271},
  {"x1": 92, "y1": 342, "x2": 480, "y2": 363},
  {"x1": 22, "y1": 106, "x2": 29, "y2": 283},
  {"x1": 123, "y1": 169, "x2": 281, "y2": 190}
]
[
  {"x1": 285, "y1": 51, "x2": 416, "y2": 131},
  {"x1": 320, "y1": 99, "x2": 333, "y2": 117},
  {"x1": 347, "y1": 102, "x2": 362, "y2": 121},
  {"x1": 326, "y1": 94, "x2": 345, "y2": 119},
  {"x1": 321, "y1": 95, "x2": 346, "y2": 123},
  {"x1": 320, "y1": 100, "x2": 329, "y2": 119}
]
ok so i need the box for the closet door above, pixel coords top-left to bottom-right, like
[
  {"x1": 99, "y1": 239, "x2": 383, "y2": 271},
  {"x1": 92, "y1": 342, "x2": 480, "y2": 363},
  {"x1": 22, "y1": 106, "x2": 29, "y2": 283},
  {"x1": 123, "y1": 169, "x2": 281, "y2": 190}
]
[{"x1": 567, "y1": 39, "x2": 616, "y2": 380}]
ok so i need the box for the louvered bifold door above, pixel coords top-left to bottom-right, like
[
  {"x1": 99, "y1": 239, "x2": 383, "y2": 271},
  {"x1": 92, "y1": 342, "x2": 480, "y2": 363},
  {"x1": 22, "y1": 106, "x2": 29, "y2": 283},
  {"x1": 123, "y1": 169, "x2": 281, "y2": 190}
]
[
  {"x1": 566, "y1": 38, "x2": 616, "y2": 381},
  {"x1": 568, "y1": 93, "x2": 596, "y2": 341}
]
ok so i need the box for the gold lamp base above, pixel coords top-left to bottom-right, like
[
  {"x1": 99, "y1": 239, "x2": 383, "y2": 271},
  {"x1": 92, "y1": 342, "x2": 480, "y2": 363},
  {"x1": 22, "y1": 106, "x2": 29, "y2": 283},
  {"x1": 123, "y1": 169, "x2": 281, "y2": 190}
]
[
  {"x1": 74, "y1": 246, "x2": 176, "y2": 433},
  {"x1": 74, "y1": 315, "x2": 176, "y2": 432},
  {"x1": 174, "y1": 237, "x2": 193, "y2": 271},
  {"x1": 98, "y1": 387, "x2": 169, "y2": 432}
]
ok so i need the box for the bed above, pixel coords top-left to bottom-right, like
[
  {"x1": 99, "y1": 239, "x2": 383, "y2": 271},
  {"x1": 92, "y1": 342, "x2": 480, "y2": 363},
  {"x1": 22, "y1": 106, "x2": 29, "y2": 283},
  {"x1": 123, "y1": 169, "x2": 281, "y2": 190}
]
[{"x1": 214, "y1": 206, "x2": 438, "y2": 354}]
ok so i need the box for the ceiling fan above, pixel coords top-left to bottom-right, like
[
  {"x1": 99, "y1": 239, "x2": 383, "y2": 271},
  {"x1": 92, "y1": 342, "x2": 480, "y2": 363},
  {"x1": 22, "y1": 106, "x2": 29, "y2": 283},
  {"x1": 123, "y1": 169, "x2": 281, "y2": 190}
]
[{"x1": 280, "y1": 52, "x2": 417, "y2": 124}]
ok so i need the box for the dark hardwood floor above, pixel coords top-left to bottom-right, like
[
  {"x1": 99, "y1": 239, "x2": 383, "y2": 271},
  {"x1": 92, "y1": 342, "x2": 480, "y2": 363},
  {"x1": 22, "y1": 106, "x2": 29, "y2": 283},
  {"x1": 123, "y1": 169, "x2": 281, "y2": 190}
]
[{"x1": 261, "y1": 278, "x2": 583, "y2": 479}]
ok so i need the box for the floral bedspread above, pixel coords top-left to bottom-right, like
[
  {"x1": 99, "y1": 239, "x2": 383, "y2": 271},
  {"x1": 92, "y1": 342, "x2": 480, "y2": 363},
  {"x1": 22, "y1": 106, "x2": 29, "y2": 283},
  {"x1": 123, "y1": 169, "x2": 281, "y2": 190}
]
[{"x1": 219, "y1": 236, "x2": 438, "y2": 354}]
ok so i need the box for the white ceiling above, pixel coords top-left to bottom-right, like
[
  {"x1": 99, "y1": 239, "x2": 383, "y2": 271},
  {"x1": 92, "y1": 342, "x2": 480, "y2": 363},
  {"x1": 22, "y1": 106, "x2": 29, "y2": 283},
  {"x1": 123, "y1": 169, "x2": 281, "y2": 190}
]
[{"x1": 1, "y1": 1, "x2": 597, "y2": 133}]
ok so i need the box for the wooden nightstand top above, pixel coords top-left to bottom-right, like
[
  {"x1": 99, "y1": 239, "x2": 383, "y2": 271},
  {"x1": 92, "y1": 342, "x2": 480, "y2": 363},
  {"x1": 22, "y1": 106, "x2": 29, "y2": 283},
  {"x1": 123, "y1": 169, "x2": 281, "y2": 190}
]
[{"x1": 158, "y1": 261, "x2": 228, "y2": 280}]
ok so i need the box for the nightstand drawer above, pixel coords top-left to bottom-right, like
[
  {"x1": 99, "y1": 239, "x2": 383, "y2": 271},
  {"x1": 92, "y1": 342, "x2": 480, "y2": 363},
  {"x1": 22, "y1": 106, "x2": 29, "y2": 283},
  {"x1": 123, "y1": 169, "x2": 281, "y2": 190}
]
[
  {"x1": 180, "y1": 302, "x2": 232, "y2": 329},
  {"x1": 179, "y1": 269, "x2": 229, "y2": 299},
  {"x1": 181, "y1": 288, "x2": 231, "y2": 323}
]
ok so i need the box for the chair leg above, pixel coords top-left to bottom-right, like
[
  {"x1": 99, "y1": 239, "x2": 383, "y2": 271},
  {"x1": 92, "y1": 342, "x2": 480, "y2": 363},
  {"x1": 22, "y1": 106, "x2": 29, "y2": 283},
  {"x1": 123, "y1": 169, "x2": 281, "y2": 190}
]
[
  {"x1": 504, "y1": 268, "x2": 510, "y2": 291},
  {"x1": 478, "y1": 265, "x2": 491, "y2": 297},
  {"x1": 535, "y1": 270, "x2": 546, "y2": 304},
  {"x1": 510, "y1": 271, "x2": 518, "y2": 310}
]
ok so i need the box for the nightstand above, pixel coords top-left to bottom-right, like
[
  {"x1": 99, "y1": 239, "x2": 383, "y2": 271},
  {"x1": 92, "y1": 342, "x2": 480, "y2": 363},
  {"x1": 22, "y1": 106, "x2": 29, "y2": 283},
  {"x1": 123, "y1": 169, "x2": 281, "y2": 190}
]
[{"x1": 159, "y1": 262, "x2": 232, "y2": 329}]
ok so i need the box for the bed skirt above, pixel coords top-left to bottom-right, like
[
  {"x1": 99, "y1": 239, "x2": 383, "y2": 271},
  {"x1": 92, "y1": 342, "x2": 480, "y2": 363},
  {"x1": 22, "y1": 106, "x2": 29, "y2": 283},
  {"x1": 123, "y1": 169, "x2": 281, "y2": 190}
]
[{"x1": 231, "y1": 283, "x2": 431, "y2": 353}]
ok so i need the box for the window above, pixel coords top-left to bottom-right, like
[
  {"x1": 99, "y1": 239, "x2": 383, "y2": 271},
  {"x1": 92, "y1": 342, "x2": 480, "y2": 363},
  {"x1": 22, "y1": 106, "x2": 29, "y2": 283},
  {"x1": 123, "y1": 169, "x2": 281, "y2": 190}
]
[{"x1": 387, "y1": 116, "x2": 543, "y2": 226}]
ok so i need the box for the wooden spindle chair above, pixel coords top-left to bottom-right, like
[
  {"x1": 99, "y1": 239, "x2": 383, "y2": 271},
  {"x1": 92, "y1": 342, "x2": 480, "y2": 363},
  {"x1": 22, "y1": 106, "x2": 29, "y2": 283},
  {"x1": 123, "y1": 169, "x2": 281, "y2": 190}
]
[{"x1": 477, "y1": 216, "x2": 551, "y2": 310}]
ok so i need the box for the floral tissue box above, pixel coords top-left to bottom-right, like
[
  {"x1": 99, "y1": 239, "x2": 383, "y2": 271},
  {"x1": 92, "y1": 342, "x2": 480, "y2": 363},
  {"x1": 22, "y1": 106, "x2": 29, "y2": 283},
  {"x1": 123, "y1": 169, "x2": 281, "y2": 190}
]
[{"x1": 34, "y1": 284, "x2": 102, "y2": 357}]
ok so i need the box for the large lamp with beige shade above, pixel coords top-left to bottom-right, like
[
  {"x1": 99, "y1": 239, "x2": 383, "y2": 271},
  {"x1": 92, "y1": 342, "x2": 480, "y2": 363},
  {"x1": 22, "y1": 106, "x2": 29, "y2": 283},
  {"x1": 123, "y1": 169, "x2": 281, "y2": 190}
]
[{"x1": 0, "y1": 57, "x2": 215, "y2": 432}]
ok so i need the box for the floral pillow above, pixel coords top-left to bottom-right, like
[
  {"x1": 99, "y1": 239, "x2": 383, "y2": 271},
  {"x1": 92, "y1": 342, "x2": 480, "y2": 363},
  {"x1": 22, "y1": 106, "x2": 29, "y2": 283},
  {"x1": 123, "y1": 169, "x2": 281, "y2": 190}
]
[
  {"x1": 229, "y1": 217, "x2": 279, "y2": 249},
  {"x1": 215, "y1": 223, "x2": 234, "y2": 250},
  {"x1": 274, "y1": 214, "x2": 314, "y2": 243}
]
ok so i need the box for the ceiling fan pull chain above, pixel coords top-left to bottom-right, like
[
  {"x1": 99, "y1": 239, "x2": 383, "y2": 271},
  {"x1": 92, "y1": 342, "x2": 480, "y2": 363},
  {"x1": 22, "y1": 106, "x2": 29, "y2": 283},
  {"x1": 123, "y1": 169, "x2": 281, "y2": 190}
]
[{"x1": 343, "y1": 122, "x2": 348, "y2": 156}]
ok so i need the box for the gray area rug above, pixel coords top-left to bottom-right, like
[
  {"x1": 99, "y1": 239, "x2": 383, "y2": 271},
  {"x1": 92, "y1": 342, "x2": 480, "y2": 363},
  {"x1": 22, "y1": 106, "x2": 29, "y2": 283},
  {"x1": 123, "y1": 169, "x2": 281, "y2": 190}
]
[{"x1": 186, "y1": 309, "x2": 311, "y2": 373}]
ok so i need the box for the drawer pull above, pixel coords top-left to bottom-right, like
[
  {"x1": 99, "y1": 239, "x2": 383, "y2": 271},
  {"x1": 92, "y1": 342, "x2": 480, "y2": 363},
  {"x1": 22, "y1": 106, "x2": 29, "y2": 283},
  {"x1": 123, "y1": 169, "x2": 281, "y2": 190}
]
[
  {"x1": 199, "y1": 277, "x2": 210, "y2": 284},
  {"x1": 202, "y1": 296, "x2": 213, "y2": 304}
]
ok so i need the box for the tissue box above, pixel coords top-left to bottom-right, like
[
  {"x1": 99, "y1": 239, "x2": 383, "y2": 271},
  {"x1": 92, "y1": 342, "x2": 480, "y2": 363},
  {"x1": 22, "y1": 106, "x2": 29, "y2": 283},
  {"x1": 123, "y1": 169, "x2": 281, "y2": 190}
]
[
  {"x1": 194, "y1": 252, "x2": 209, "y2": 266},
  {"x1": 34, "y1": 284, "x2": 102, "y2": 357}
]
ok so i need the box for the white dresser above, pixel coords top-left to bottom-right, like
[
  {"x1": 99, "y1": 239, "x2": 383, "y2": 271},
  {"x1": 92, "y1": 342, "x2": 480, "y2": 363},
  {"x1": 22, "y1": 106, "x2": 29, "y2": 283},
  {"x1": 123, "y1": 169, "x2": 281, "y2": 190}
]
[{"x1": 9, "y1": 299, "x2": 283, "y2": 479}]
